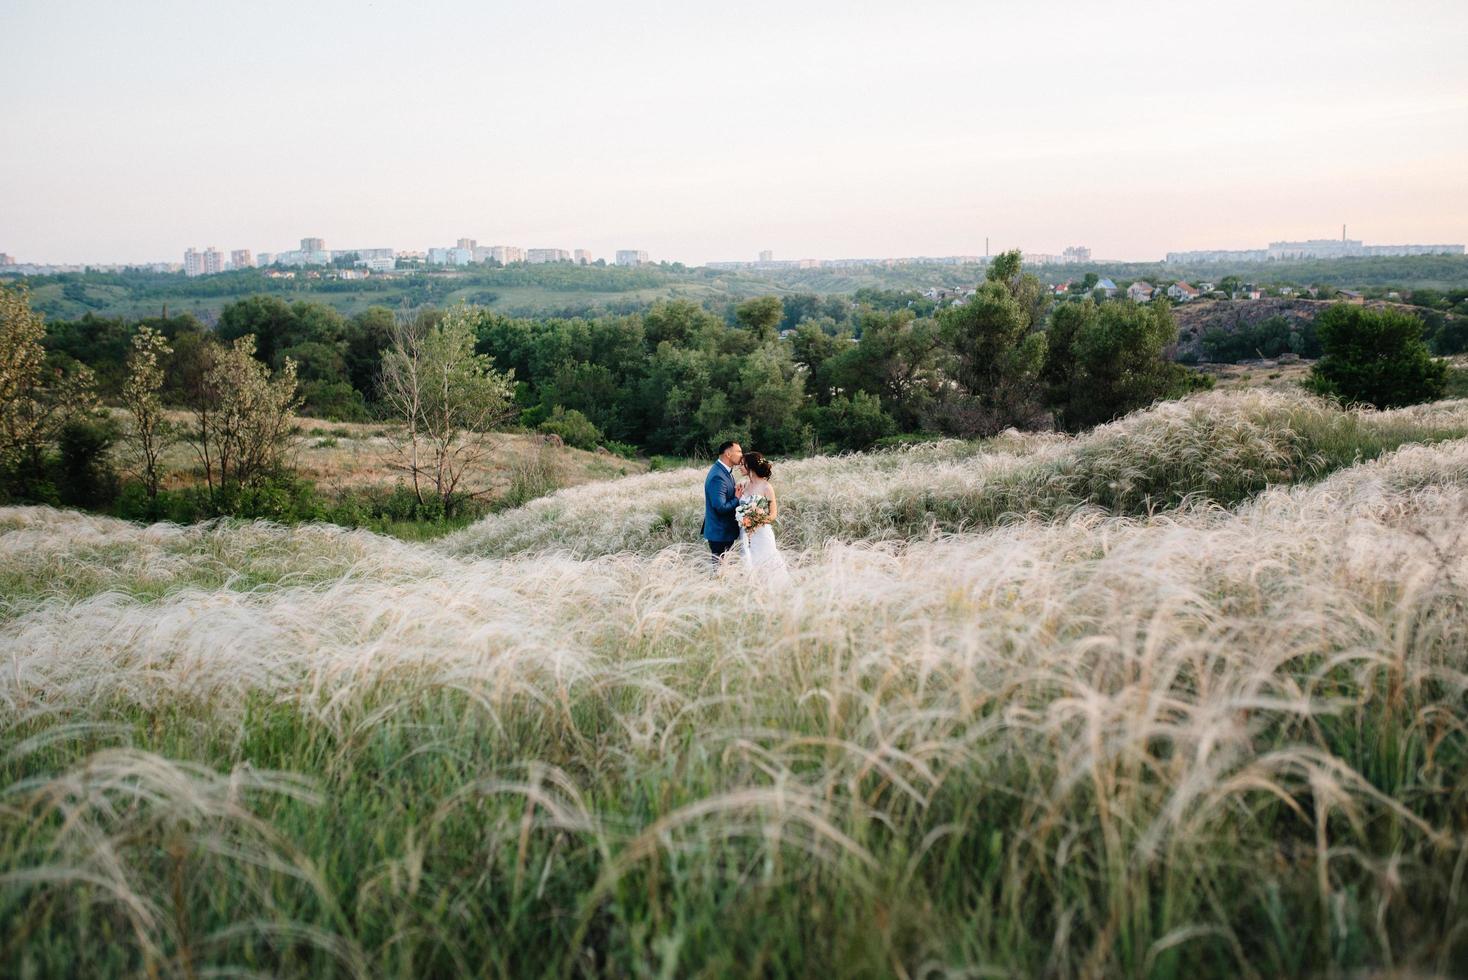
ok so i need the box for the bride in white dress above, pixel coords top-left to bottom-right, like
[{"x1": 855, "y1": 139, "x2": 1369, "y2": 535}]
[{"x1": 736, "y1": 451, "x2": 790, "y2": 583}]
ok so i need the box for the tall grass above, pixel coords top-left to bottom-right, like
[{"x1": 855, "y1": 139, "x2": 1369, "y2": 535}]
[
  {"x1": 3, "y1": 412, "x2": 1468, "y2": 975},
  {"x1": 442, "y1": 389, "x2": 1468, "y2": 559}
]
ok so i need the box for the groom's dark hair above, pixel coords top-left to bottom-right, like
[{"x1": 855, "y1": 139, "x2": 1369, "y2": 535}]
[{"x1": 716, "y1": 440, "x2": 738, "y2": 456}]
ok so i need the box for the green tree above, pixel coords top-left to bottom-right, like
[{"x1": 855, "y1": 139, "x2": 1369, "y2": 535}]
[
  {"x1": 344, "y1": 306, "x2": 395, "y2": 398},
  {"x1": 216, "y1": 295, "x2": 299, "y2": 368},
  {"x1": 55, "y1": 416, "x2": 120, "y2": 508},
  {"x1": 736, "y1": 341, "x2": 808, "y2": 452},
  {"x1": 933, "y1": 252, "x2": 1048, "y2": 436},
  {"x1": 121, "y1": 325, "x2": 174, "y2": 499},
  {"x1": 1044, "y1": 298, "x2": 1203, "y2": 431},
  {"x1": 185, "y1": 335, "x2": 302, "y2": 495},
  {"x1": 789, "y1": 320, "x2": 849, "y2": 404},
  {"x1": 735, "y1": 296, "x2": 784, "y2": 342},
  {"x1": 824, "y1": 310, "x2": 940, "y2": 429},
  {"x1": 779, "y1": 293, "x2": 824, "y2": 331},
  {"x1": 217, "y1": 297, "x2": 348, "y2": 373},
  {"x1": 1306, "y1": 304, "x2": 1447, "y2": 408},
  {"x1": 0, "y1": 285, "x2": 99, "y2": 498},
  {"x1": 808, "y1": 391, "x2": 896, "y2": 451},
  {"x1": 42, "y1": 313, "x2": 133, "y2": 394}
]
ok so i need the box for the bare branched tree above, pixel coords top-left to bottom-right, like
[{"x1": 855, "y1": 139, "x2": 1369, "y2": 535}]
[
  {"x1": 379, "y1": 306, "x2": 515, "y2": 511},
  {"x1": 0, "y1": 285, "x2": 98, "y2": 486}
]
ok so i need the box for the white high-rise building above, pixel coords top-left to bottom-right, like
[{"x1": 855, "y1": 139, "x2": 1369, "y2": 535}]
[
  {"x1": 183, "y1": 246, "x2": 224, "y2": 277},
  {"x1": 615, "y1": 249, "x2": 648, "y2": 266},
  {"x1": 457, "y1": 238, "x2": 477, "y2": 251},
  {"x1": 231, "y1": 249, "x2": 254, "y2": 270},
  {"x1": 489, "y1": 246, "x2": 524, "y2": 264},
  {"x1": 574, "y1": 249, "x2": 593, "y2": 265},
  {"x1": 527, "y1": 248, "x2": 570, "y2": 264}
]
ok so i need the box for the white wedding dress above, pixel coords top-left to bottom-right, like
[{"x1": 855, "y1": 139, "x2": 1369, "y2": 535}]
[{"x1": 738, "y1": 479, "x2": 791, "y2": 585}]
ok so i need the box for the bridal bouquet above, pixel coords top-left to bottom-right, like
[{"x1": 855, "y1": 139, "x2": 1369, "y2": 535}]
[{"x1": 737, "y1": 494, "x2": 773, "y2": 532}]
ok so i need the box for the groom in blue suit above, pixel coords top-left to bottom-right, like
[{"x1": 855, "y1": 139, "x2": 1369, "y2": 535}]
[{"x1": 702, "y1": 440, "x2": 743, "y2": 561}]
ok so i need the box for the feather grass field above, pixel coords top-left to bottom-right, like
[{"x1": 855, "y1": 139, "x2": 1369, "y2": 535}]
[
  {"x1": 3, "y1": 391, "x2": 1468, "y2": 977},
  {"x1": 443, "y1": 388, "x2": 1468, "y2": 559}
]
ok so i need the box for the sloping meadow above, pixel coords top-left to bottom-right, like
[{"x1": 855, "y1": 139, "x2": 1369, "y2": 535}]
[
  {"x1": 1, "y1": 391, "x2": 1467, "y2": 976},
  {"x1": 442, "y1": 388, "x2": 1468, "y2": 559}
]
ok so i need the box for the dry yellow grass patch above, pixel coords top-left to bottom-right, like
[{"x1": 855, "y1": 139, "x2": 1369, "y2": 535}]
[
  {"x1": 1196, "y1": 358, "x2": 1315, "y2": 391},
  {"x1": 104, "y1": 409, "x2": 648, "y2": 499}
]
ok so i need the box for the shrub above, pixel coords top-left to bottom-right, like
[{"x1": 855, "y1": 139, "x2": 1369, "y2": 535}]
[
  {"x1": 601, "y1": 440, "x2": 639, "y2": 459},
  {"x1": 1306, "y1": 304, "x2": 1447, "y2": 408},
  {"x1": 538, "y1": 406, "x2": 603, "y2": 450},
  {"x1": 1423, "y1": 312, "x2": 1468, "y2": 355},
  {"x1": 299, "y1": 379, "x2": 370, "y2": 422},
  {"x1": 809, "y1": 391, "x2": 897, "y2": 451},
  {"x1": 54, "y1": 417, "x2": 120, "y2": 509}
]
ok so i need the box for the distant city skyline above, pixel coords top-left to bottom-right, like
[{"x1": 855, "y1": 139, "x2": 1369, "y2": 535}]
[
  {"x1": 3, "y1": 0, "x2": 1466, "y2": 266},
  {"x1": 4, "y1": 230, "x2": 1466, "y2": 276}
]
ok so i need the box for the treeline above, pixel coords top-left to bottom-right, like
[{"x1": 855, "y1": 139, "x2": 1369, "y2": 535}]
[
  {"x1": 21, "y1": 263, "x2": 709, "y2": 322},
  {"x1": 4, "y1": 251, "x2": 1455, "y2": 528},
  {"x1": 30, "y1": 253, "x2": 1205, "y2": 460}
]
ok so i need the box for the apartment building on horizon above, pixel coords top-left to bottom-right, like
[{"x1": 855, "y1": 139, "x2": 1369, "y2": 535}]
[
  {"x1": 427, "y1": 247, "x2": 473, "y2": 266},
  {"x1": 527, "y1": 248, "x2": 571, "y2": 264},
  {"x1": 183, "y1": 246, "x2": 223, "y2": 277},
  {"x1": 615, "y1": 249, "x2": 648, "y2": 266},
  {"x1": 1167, "y1": 233, "x2": 1465, "y2": 264}
]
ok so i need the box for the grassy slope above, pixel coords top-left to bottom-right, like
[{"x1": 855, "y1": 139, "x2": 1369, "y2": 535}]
[
  {"x1": 443, "y1": 389, "x2": 1468, "y2": 560},
  {"x1": 4, "y1": 390, "x2": 1468, "y2": 977}
]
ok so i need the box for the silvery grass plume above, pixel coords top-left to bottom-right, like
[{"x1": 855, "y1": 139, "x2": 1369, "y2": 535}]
[
  {"x1": 2, "y1": 391, "x2": 1468, "y2": 976},
  {"x1": 0, "y1": 506, "x2": 446, "y2": 618},
  {"x1": 440, "y1": 389, "x2": 1468, "y2": 560}
]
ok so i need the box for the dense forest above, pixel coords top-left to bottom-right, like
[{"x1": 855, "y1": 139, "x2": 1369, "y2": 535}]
[
  {"x1": 28, "y1": 253, "x2": 1204, "y2": 458},
  {"x1": 6, "y1": 249, "x2": 1460, "y2": 533}
]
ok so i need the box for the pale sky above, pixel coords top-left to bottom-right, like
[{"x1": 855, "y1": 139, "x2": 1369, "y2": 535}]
[{"x1": 3, "y1": 0, "x2": 1467, "y2": 265}]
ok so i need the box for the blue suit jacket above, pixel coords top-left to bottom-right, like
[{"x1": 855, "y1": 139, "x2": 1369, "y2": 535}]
[{"x1": 702, "y1": 461, "x2": 741, "y2": 542}]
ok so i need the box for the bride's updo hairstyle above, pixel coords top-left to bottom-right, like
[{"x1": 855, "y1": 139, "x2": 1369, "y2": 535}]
[{"x1": 743, "y1": 451, "x2": 773, "y2": 479}]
